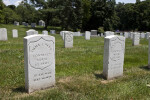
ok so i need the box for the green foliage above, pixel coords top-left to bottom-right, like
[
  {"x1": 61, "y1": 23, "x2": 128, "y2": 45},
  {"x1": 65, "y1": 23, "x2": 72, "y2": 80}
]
[
  {"x1": 98, "y1": 27, "x2": 104, "y2": 33},
  {"x1": 0, "y1": 0, "x2": 5, "y2": 23}
]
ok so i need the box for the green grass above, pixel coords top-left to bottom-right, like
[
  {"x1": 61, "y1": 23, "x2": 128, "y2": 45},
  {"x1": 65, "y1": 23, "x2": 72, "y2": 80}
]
[{"x1": 0, "y1": 24, "x2": 150, "y2": 99}]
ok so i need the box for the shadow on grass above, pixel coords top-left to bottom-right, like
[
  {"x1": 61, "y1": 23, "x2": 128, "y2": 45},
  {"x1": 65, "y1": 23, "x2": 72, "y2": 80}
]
[
  {"x1": 12, "y1": 86, "x2": 26, "y2": 93},
  {"x1": 94, "y1": 73, "x2": 106, "y2": 80},
  {"x1": 139, "y1": 66, "x2": 150, "y2": 71}
]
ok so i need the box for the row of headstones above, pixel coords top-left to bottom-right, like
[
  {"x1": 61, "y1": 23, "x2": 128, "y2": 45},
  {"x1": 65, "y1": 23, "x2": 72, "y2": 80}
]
[
  {"x1": 14, "y1": 20, "x2": 45, "y2": 27},
  {"x1": 0, "y1": 28, "x2": 57, "y2": 40},
  {"x1": 24, "y1": 31, "x2": 150, "y2": 93},
  {"x1": 1, "y1": 28, "x2": 150, "y2": 93}
]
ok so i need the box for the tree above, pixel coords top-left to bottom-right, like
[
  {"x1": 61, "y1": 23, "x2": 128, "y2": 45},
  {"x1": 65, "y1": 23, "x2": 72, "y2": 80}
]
[{"x1": 0, "y1": 0, "x2": 5, "y2": 23}]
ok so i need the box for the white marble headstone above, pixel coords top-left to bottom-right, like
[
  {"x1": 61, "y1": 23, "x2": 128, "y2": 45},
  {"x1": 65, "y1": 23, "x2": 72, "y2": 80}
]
[
  {"x1": 64, "y1": 31, "x2": 73, "y2": 48},
  {"x1": 140, "y1": 33, "x2": 145, "y2": 38},
  {"x1": 0, "y1": 28, "x2": 7, "y2": 41},
  {"x1": 132, "y1": 33, "x2": 140, "y2": 46},
  {"x1": 24, "y1": 35, "x2": 55, "y2": 93},
  {"x1": 26, "y1": 29, "x2": 38, "y2": 36},
  {"x1": 12, "y1": 29, "x2": 18, "y2": 38},
  {"x1": 73, "y1": 32, "x2": 81, "y2": 36},
  {"x1": 124, "y1": 32, "x2": 129, "y2": 38},
  {"x1": 146, "y1": 32, "x2": 150, "y2": 39},
  {"x1": 42, "y1": 30, "x2": 48, "y2": 35},
  {"x1": 103, "y1": 35, "x2": 125, "y2": 80},
  {"x1": 50, "y1": 30, "x2": 56, "y2": 34},
  {"x1": 85, "y1": 31, "x2": 91, "y2": 40}
]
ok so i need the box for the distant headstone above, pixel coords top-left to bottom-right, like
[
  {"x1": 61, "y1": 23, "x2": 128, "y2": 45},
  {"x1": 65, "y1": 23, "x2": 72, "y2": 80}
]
[
  {"x1": 140, "y1": 32, "x2": 145, "y2": 38},
  {"x1": 120, "y1": 33, "x2": 123, "y2": 36},
  {"x1": 91, "y1": 30, "x2": 97, "y2": 36},
  {"x1": 101, "y1": 33, "x2": 104, "y2": 37},
  {"x1": 24, "y1": 35, "x2": 55, "y2": 93},
  {"x1": 146, "y1": 32, "x2": 150, "y2": 39},
  {"x1": 12, "y1": 29, "x2": 18, "y2": 38},
  {"x1": 104, "y1": 31, "x2": 114, "y2": 37},
  {"x1": 124, "y1": 32, "x2": 129, "y2": 38},
  {"x1": 14, "y1": 21, "x2": 19, "y2": 26},
  {"x1": 50, "y1": 30, "x2": 56, "y2": 34},
  {"x1": 42, "y1": 30, "x2": 48, "y2": 35},
  {"x1": 73, "y1": 32, "x2": 81, "y2": 36},
  {"x1": 132, "y1": 33, "x2": 140, "y2": 46},
  {"x1": 0, "y1": 28, "x2": 7, "y2": 41},
  {"x1": 39, "y1": 20, "x2": 45, "y2": 27},
  {"x1": 103, "y1": 35, "x2": 125, "y2": 80},
  {"x1": 85, "y1": 31, "x2": 91, "y2": 40},
  {"x1": 26, "y1": 29, "x2": 38, "y2": 36},
  {"x1": 130, "y1": 32, "x2": 134, "y2": 39},
  {"x1": 22, "y1": 22, "x2": 26, "y2": 25},
  {"x1": 31, "y1": 23, "x2": 36, "y2": 28},
  {"x1": 64, "y1": 31, "x2": 73, "y2": 48}
]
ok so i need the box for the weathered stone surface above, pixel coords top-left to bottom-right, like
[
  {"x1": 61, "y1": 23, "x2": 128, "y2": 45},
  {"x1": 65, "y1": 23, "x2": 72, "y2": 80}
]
[
  {"x1": 0, "y1": 28, "x2": 7, "y2": 41},
  {"x1": 140, "y1": 32, "x2": 145, "y2": 38},
  {"x1": 104, "y1": 31, "x2": 114, "y2": 37},
  {"x1": 42, "y1": 30, "x2": 48, "y2": 35},
  {"x1": 85, "y1": 31, "x2": 91, "y2": 40},
  {"x1": 64, "y1": 31, "x2": 73, "y2": 48},
  {"x1": 91, "y1": 30, "x2": 97, "y2": 36},
  {"x1": 24, "y1": 35, "x2": 55, "y2": 93},
  {"x1": 39, "y1": 20, "x2": 45, "y2": 27},
  {"x1": 124, "y1": 32, "x2": 129, "y2": 38},
  {"x1": 103, "y1": 35, "x2": 125, "y2": 80},
  {"x1": 12, "y1": 29, "x2": 18, "y2": 38},
  {"x1": 146, "y1": 32, "x2": 150, "y2": 39},
  {"x1": 26, "y1": 29, "x2": 38, "y2": 36},
  {"x1": 132, "y1": 33, "x2": 140, "y2": 46},
  {"x1": 73, "y1": 32, "x2": 81, "y2": 36},
  {"x1": 14, "y1": 21, "x2": 19, "y2": 26},
  {"x1": 50, "y1": 30, "x2": 56, "y2": 34}
]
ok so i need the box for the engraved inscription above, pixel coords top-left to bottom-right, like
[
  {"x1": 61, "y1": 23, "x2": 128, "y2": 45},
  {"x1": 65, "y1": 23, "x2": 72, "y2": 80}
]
[
  {"x1": 28, "y1": 38, "x2": 54, "y2": 70},
  {"x1": 33, "y1": 71, "x2": 52, "y2": 82},
  {"x1": 65, "y1": 33, "x2": 73, "y2": 42},
  {"x1": 110, "y1": 37, "x2": 124, "y2": 69}
]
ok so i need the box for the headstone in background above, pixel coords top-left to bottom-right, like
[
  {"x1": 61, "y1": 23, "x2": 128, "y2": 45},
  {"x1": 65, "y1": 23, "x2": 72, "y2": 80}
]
[
  {"x1": 22, "y1": 22, "x2": 26, "y2": 25},
  {"x1": 39, "y1": 20, "x2": 45, "y2": 27},
  {"x1": 120, "y1": 33, "x2": 123, "y2": 36},
  {"x1": 64, "y1": 31, "x2": 73, "y2": 48},
  {"x1": 50, "y1": 30, "x2": 56, "y2": 34},
  {"x1": 124, "y1": 32, "x2": 129, "y2": 38},
  {"x1": 26, "y1": 29, "x2": 38, "y2": 36},
  {"x1": 12, "y1": 29, "x2": 18, "y2": 38},
  {"x1": 130, "y1": 32, "x2": 134, "y2": 39},
  {"x1": 24, "y1": 35, "x2": 55, "y2": 93},
  {"x1": 101, "y1": 33, "x2": 104, "y2": 37},
  {"x1": 0, "y1": 28, "x2": 7, "y2": 41},
  {"x1": 146, "y1": 32, "x2": 150, "y2": 39},
  {"x1": 132, "y1": 33, "x2": 140, "y2": 46},
  {"x1": 14, "y1": 21, "x2": 19, "y2": 26},
  {"x1": 91, "y1": 30, "x2": 97, "y2": 36},
  {"x1": 73, "y1": 32, "x2": 81, "y2": 36},
  {"x1": 42, "y1": 30, "x2": 48, "y2": 35},
  {"x1": 104, "y1": 31, "x2": 114, "y2": 37},
  {"x1": 103, "y1": 35, "x2": 125, "y2": 80},
  {"x1": 140, "y1": 32, "x2": 145, "y2": 38},
  {"x1": 85, "y1": 31, "x2": 91, "y2": 40},
  {"x1": 31, "y1": 23, "x2": 36, "y2": 28}
]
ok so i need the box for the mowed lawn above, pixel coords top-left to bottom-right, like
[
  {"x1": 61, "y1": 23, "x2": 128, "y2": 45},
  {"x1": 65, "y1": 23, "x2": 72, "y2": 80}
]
[{"x1": 0, "y1": 24, "x2": 150, "y2": 99}]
